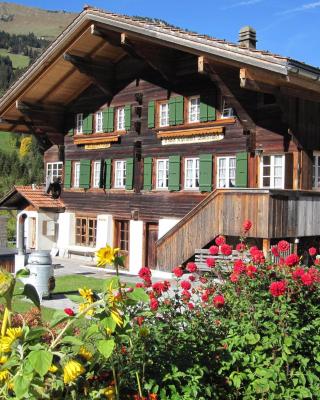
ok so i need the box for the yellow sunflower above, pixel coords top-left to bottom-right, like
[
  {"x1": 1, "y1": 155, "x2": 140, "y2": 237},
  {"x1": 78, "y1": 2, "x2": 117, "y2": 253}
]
[
  {"x1": 79, "y1": 346, "x2": 93, "y2": 361},
  {"x1": 0, "y1": 369, "x2": 9, "y2": 382},
  {"x1": 78, "y1": 302, "x2": 94, "y2": 317},
  {"x1": 96, "y1": 245, "x2": 119, "y2": 267},
  {"x1": 0, "y1": 269, "x2": 14, "y2": 297},
  {"x1": 0, "y1": 355, "x2": 7, "y2": 364},
  {"x1": 78, "y1": 287, "x2": 94, "y2": 303},
  {"x1": 48, "y1": 364, "x2": 58, "y2": 373},
  {"x1": 63, "y1": 360, "x2": 85, "y2": 384},
  {"x1": 6, "y1": 327, "x2": 23, "y2": 341},
  {"x1": 102, "y1": 385, "x2": 116, "y2": 400},
  {"x1": 0, "y1": 336, "x2": 14, "y2": 353}
]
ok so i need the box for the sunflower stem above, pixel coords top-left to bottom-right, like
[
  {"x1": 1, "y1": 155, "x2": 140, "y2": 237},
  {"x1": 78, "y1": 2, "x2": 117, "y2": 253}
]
[{"x1": 112, "y1": 365, "x2": 120, "y2": 400}]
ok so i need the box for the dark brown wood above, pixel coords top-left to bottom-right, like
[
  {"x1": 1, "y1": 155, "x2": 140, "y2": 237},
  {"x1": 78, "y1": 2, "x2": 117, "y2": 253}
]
[{"x1": 145, "y1": 222, "x2": 159, "y2": 268}]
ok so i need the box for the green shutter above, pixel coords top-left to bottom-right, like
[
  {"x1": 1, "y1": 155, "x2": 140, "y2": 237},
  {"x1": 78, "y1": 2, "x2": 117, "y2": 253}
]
[
  {"x1": 105, "y1": 159, "x2": 111, "y2": 189},
  {"x1": 200, "y1": 95, "x2": 216, "y2": 122},
  {"x1": 97, "y1": 159, "x2": 103, "y2": 188},
  {"x1": 168, "y1": 155, "x2": 180, "y2": 191},
  {"x1": 148, "y1": 101, "x2": 155, "y2": 128},
  {"x1": 67, "y1": 127, "x2": 74, "y2": 136},
  {"x1": 143, "y1": 157, "x2": 153, "y2": 190},
  {"x1": 199, "y1": 154, "x2": 213, "y2": 192},
  {"x1": 175, "y1": 96, "x2": 184, "y2": 125},
  {"x1": 107, "y1": 108, "x2": 114, "y2": 132},
  {"x1": 125, "y1": 158, "x2": 134, "y2": 190},
  {"x1": 207, "y1": 103, "x2": 216, "y2": 121},
  {"x1": 64, "y1": 160, "x2": 72, "y2": 189},
  {"x1": 102, "y1": 108, "x2": 114, "y2": 133},
  {"x1": 79, "y1": 159, "x2": 91, "y2": 189},
  {"x1": 83, "y1": 114, "x2": 93, "y2": 134},
  {"x1": 235, "y1": 152, "x2": 248, "y2": 187},
  {"x1": 169, "y1": 97, "x2": 176, "y2": 126},
  {"x1": 169, "y1": 96, "x2": 184, "y2": 126},
  {"x1": 200, "y1": 100, "x2": 208, "y2": 123},
  {"x1": 124, "y1": 105, "x2": 131, "y2": 130}
]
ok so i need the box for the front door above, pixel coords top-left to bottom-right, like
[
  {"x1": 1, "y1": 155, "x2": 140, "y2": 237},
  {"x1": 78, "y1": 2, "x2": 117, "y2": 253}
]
[
  {"x1": 145, "y1": 223, "x2": 159, "y2": 269},
  {"x1": 114, "y1": 220, "x2": 130, "y2": 269}
]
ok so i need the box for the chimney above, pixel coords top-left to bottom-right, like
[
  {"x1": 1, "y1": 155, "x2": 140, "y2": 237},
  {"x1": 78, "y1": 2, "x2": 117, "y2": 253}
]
[{"x1": 238, "y1": 26, "x2": 257, "y2": 49}]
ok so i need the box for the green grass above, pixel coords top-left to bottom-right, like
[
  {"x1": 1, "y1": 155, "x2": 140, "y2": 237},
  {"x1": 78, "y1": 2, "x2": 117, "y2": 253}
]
[
  {"x1": 0, "y1": 132, "x2": 17, "y2": 153},
  {"x1": 54, "y1": 274, "x2": 105, "y2": 294},
  {"x1": 0, "y1": 48, "x2": 30, "y2": 69}
]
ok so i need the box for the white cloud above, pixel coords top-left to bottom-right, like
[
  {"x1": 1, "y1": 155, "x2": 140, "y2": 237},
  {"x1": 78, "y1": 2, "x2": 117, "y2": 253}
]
[
  {"x1": 278, "y1": 1, "x2": 320, "y2": 15},
  {"x1": 222, "y1": 0, "x2": 263, "y2": 10}
]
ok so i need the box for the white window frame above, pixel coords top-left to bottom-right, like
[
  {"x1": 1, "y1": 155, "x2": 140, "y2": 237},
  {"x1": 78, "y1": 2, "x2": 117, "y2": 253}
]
[
  {"x1": 313, "y1": 152, "x2": 320, "y2": 189},
  {"x1": 188, "y1": 96, "x2": 200, "y2": 123},
  {"x1": 184, "y1": 158, "x2": 200, "y2": 190},
  {"x1": 260, "y1": 155, "x2": 285, "y2": 189},
  {"x1": 216, "y1": 156, "x2": 236, "y2": 188},
  {"x1": 93, "y1": 161, "x2": 101, "y2": 188},
  {"x1": 117, "y1": 107, "x2": 125, "y2": 131},
  {"x1": 159, "y1": 103, "x2": 169, "y2": 127},
  {"x1": 74, "y1": 162, "x2": 80, "y2": 188},
  {"x1": 76, "y1": 113, "x2": 83, "y2": 134},
  {"x1": 114, "y1": 160, "x2": 126, "y2": 189},
  {"x1": 95, "y1": 111, "x2": 103, "y2": 133},
  {"x1": 156, "y1": 159, "x2": 169, "y2": 189},
  {"x1": 221, "y1": 101, "x2": 235, "y2": 119},
  {"x1": 46, "y1": 162, "x2": 63, "y2": 183}
]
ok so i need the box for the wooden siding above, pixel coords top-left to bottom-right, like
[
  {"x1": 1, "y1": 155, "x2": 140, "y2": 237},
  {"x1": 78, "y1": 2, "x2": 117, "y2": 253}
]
[{"x1": 157, "y1": 189, "x2": 320, "y2": 271}]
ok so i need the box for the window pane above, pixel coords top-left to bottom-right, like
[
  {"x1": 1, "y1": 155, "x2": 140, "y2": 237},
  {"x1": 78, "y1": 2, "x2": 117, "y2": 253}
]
[{"x1": 263, "y1": 177, "x2": 270, "y2": 187}]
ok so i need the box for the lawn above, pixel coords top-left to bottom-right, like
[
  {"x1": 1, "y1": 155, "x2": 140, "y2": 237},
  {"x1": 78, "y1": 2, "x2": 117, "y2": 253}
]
[{"x1": 0, "y1": 48, "x2": 30, "y2": 68}]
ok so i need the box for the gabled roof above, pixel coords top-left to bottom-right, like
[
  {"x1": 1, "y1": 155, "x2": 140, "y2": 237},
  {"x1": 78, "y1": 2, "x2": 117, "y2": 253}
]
[
  {"x1": 0, "y1": 7, "x2": 319, "y2": 136},
  {"x1": 0, "y1": 186, "x2": 64, "y2": 211}
]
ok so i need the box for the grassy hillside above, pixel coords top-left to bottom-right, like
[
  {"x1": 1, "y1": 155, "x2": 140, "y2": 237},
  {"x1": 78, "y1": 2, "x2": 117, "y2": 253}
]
[
  {"x1": 0, "y1": 47, "x2": 29, "y2": 68},
  {"x1": 0, "y1": 2, "x2": 77, "y2": 39}
]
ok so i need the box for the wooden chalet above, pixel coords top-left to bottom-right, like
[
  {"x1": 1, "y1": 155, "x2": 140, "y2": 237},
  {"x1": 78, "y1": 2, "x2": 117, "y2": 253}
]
[{"x1": 1, "y1": 7, "x2": 320, "y2": 273}]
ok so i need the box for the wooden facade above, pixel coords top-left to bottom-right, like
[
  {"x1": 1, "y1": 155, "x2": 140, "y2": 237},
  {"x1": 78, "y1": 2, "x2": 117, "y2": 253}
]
[{"x1": 1, "y1": 9, "x2": 320, "y2": 272}]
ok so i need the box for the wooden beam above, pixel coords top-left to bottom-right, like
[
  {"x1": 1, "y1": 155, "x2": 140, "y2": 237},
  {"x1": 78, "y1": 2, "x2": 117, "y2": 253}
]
[{"x1": 240, "y1": 68, "x2": 277, "y2": 94}]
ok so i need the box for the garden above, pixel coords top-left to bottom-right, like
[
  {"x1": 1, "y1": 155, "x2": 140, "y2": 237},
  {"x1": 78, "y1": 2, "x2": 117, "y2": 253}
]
[{"x1": 0, "y1": 221, "x2": 320, "y2": 399}]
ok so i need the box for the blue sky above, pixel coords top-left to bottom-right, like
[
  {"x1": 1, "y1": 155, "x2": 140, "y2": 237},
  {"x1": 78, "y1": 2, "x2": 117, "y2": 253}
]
[{"x1": 11, "y1": 0, "x2": 320, "y2": 67}]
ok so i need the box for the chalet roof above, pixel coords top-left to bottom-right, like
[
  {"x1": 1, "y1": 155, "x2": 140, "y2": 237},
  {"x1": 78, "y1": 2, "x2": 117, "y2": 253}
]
[
  {"x1": 0, "y1": 7, "x2": 319, "y2": 138},
  {"x1": 0, "y1": 186, "x2": 65, "y2": 211}
]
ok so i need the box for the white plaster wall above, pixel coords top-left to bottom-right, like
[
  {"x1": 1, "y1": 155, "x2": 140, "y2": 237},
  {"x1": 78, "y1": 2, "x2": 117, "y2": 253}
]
[
  {"x1": 96, "y1": 214, "x2": 114, "y2": 249},
  {"x1": 56, "y1": 212, "x2": 75, "y2": 256},
  {"x1": 129, "y1": 220, "x2": 143, "y2": 274},
  {"x1": 37, "y1": 212, "x2": 58, "y2": 251},
  {"x1": 158, "y1": 218, "x2": 180, "y2": 239}
]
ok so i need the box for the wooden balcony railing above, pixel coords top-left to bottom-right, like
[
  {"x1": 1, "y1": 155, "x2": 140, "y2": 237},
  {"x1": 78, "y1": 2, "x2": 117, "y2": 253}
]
[{"x1": 156, "y1": 189, "x2": 320, "y2": 271}]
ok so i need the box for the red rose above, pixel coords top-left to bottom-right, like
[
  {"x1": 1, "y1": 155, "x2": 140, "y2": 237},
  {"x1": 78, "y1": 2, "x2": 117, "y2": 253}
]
[
  {"x1": 252, "y1": 250, "x2": 265, "y2": 264},
  {"x1": 233, "y1": 259, "x2": 245, "y2": 274},
  {"x1": 181, "y1": 280, "x2": 191, "y2": 290},
  {"x1": 249, "y1": 246, "x2": 259, "y2": 256},
  {"x1": 201, "y1": 290, "x2": 209, "y2": 302},
  {"x1": 301, "y1": 272, "x2": 314, "y2": 286},
  {"x1": 64, "y1": 308, "x2": 75, "y2": 316},
  {"x1": 277, "y1": 240, "x2": 290, "y2": 253},
  {"x1": 285, "y1": 253, "x2": 300, "y2": 267},
  {"x1": 199, "y1": 276, "x2": 208, "y2": 284},
  {"x1": 186, "y1": 262, "x2": 197, "y2": 273},
  {"x1": 309, "y1": 247, "x2": 317, "y2": 257},
  {"x1": 269, "y1": 280, "x2": 287, "y2": 297},
  {"x1": 213, "y1": 294, "x2": 225, "y2": 308},
  {"x1": 172, "y1": 267, "x2": 183, "y2": 278},
  {"x1": 243, "y1": 220, "x2": 252, "y2": 232},
  {"x1": 135, "y1": 282, "x2": 144, "y2": 288},
  {"x1": 230, "y1": 272, "x2": 239, "y2": 282},
  {"x1": 221, "y1": 244, "x2": 232, "y2": 256},
  {"x1": 143, "y1": 278, "x2": 152, "y2": 288},
  {"x1": 246, "y1": 265, "x2": 257, "y2": 278},
  {"x1": 188, "y1": 275, "x2": 196, "y2": 282},
  {"x1": 236, "y1": 243, "x2": 245, "y2": 253},
  {"x1": 138, "y1": 267, "x2": 152, "y2": 281},
  {"x1": 150, "y1": 298, "x2": 159, "y2": 311},
  {"x1": 152, "y1": 281, "x2": 168, "y2": 295},
  {"x1": 182, "y1": 289, "x2": 191, "y2": 299},
  {"x1": 215, "y1": 235, "x2": 226, "y2": 246},
  {"x1": 271, "y1": 246, "x2": 280, "y2": 258},
  {"x1": 188, "y1": 302, "x2": 195, "y2": 310},
  {"x1": 206, "y1": 257, "x2": 215, "y2": 268},
  {"x1": 209, "y1": 245, "x2": 219, "y2": 255},
  {"x1": 292, "y1": 267, "x2": 305, "y2": 280},
  {"x1": 136, "y1": 316, "x2": 144, "y2": 326}
]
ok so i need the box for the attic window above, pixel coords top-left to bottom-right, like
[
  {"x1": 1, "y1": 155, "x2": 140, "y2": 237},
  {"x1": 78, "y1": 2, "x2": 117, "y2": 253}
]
[{"x1": 221, "y1": 101, "x2": 235, "y2": 119}]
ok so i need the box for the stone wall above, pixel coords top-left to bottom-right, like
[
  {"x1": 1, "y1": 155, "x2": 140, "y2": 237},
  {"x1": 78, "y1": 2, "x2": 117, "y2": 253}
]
[{"x1": 0, "y1": 215, "x2": 8, "y2": 248}]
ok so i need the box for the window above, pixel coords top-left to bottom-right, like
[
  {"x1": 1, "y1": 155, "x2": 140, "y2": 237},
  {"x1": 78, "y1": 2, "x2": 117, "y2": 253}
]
[
  {"x1": 221, "y1": 101, "x2": 235, "y2": 119},
  {"x1": 217, "y1": 157, "x2": 236, "y2": 188},
  {"x1": 114, "y1": 160, "x2": 126, "y2": 188},
  {"x1": 188, "y1": 96, "x2": 200, "y2": 123},
  {"x1": 95, "y1": 111, "x2": 103, "y2": 133},
  {"x1": 73, "y1": 162, "x2": 80, "y2": 188},
  {"x1": 260, "y1": 155, "x2": 285, "y2": 188},
  {"x1": 156, "y1": 159, "x2": 169, "y2": 189},
  {"x1": 76, "y1": 113, "x2": 83, "y2": 134},
  {"x1": 46, "y1": 162, "x2": 63, "y2": 183},
  {"x1": 185, "y1": 158, "x2": 199, "y2": 189},
  {"x1": 117, "y1": 107, "x2": 125, "y2": 131},
  {"x1": 76, "y1": 217, "x2": 97, "y2": 247},
  {"x1": 313, "y1": 153, "x2": 320, "y2": 188},
  {"x1": 159, "y1": 102, "x2": 169, "y2": 127},
  {"x1": 115, "y1": 220, "x2": 129, "y2": 252},
  {"x1": 93, "y1": 161, "x2": 101, "y2": 188}
]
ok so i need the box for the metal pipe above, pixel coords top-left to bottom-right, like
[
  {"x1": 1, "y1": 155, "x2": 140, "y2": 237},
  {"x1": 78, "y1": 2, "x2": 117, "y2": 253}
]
[{"x1": 18, "y1": 213, "x2": 27, "y2": 255}]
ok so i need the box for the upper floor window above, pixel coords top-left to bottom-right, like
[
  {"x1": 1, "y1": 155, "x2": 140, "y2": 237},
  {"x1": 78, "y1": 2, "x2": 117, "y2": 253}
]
[
  {"x1": 159, "y1": 102, "x2": 169, "y2": 127},
  {"x1": 260, "y1": 155, "x2": 285, "y2": 189},
  {"x1": 217, "y1": 157, "x2": 236, "y2": 188},
  {"x1": 95, "y1": 112, "x2": 103, "y2": 133},
  {"x1": 313, "y1": 153, "x2": 320, "y2": 188},
  {"x1": 114, "y1": 160, "x2": 126, "y2": 188},
  {"x1": 188, "y1": 96, "x2": 200, "y2": 123},
  {"x1": 74, "y1": 161, "x2": 80, "y2": 188},
  {"x1": 221, "y1": 101, "x2": 235, "y2": 119},
  {"x1": 185, "y1": 158, "x2": 199, "y2": 189},
  {"x1": 156, "y1": 159, "x2": 169, "y2": 189},
  {"x1": 46, "y1": 162, "x2": 63, "y2": 183},
  {"x1": 93, "y1": 161, "x2": 101, "y2": 188},
  {"x1": 117, "y1": 107, "x2": 125, "y2": 131},
  {"x1": 76, "y1": 113, "x2": 83, "y2": 134}
]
